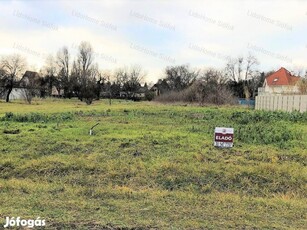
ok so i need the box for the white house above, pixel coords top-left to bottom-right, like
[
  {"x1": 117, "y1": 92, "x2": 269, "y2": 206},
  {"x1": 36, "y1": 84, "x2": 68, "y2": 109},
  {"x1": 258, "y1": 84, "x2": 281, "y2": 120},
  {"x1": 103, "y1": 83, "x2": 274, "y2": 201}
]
[
  {"x1": 260, "y1": 67, "x2": 300, "y2": 95},
  {"x1": 8, "y1": 88, "x2": 24, "y2": 100}
]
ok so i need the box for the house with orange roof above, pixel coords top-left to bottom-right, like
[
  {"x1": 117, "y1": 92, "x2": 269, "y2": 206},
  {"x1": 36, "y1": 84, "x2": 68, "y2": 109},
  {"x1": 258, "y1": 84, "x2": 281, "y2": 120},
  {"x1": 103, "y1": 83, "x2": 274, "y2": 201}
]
[{"x1": 261, "y1": 67, "x2": 301, "y2": 94}]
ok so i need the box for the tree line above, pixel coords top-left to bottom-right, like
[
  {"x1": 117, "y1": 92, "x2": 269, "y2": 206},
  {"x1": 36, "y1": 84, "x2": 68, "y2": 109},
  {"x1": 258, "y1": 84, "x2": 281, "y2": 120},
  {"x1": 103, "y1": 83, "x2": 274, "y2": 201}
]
[
  {"x1": 1, "y1": 42, "x2": 306, "y2": 105},
  {"x1": 0, "y1": 42, "x2": 149, "y2": 104}
]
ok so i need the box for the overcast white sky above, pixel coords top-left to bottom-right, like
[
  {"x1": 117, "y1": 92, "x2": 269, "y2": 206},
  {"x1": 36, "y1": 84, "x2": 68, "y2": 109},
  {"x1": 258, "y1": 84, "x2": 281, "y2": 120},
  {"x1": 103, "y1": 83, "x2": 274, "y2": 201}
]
[{"x1": 0, "y1": 0, "x2": 306, "y2": 82}]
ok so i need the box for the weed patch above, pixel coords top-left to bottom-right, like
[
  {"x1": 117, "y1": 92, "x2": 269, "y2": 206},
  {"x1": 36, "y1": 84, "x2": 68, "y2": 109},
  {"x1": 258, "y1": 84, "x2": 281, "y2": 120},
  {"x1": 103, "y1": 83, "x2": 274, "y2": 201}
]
[
  {"x1": 0, "y1": 100, "x2": 306, "y2": 229},
  {"x1": 1, "y1": 112, "x2": 74, "y2": 123}
]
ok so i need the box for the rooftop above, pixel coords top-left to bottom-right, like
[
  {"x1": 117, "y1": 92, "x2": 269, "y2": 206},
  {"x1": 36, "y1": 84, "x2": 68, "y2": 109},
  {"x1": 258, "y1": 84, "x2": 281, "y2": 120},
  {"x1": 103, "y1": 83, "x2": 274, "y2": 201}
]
[{"x1": 266, "y1": 67, "x2": 300, "y2": 86}]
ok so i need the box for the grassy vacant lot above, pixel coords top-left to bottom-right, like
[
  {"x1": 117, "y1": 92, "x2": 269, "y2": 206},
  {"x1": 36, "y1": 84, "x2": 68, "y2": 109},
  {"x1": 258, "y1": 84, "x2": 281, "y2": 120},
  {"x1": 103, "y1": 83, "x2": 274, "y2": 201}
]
[{"x1": 0, "y1": 98, "x2": 306, "y2": 229}]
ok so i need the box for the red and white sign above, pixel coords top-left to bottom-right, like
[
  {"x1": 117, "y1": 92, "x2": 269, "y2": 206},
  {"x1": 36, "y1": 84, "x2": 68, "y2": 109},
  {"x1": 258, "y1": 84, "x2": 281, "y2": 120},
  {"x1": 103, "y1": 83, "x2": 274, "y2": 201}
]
[{"x1": 214, "y1": 127, "x2": 234, "y2": 148}]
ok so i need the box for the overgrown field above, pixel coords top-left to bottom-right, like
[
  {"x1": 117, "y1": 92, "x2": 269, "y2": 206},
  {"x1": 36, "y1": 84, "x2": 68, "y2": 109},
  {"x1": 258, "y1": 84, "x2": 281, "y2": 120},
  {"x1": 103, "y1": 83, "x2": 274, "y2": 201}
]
[{"x1": 0, "y1": 98, "x2": 306, "y2": 229}]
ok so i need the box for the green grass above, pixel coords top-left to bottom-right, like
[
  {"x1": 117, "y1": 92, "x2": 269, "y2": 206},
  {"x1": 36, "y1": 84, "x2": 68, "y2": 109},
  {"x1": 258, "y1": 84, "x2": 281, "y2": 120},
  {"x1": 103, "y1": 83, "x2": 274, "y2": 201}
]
[{"x1": 0, "y1": 98, "x2": 306, "y2": 229}]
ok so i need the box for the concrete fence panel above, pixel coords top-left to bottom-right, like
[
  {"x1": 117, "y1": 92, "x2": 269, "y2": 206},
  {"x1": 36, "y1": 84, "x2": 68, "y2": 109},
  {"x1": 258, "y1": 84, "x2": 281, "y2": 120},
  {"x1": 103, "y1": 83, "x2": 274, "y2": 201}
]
[
  {"x1": 277, "y1": 96, "x2": 282, "y2": 111},
  {"x1": 287, "y1": 96, "x2": 293, "y2": 112},
  {"x1": 272, "y1": 96, "x2": 277, "y2": 111},
  {"x1": 255, "y1": 95, "x2": 307, "y2": 112},
  {"x1": 293, "y1": 95, "x2": 300, "y2": 111},
  {"x1": 301, "y1": 95, "x2": 307, "y2": 112}
]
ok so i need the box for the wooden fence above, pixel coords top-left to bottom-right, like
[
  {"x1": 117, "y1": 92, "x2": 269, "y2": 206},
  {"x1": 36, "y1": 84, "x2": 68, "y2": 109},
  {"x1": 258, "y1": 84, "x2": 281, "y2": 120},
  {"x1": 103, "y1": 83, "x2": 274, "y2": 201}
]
[{"x1": 255, "y1": 95, "x2": 307, "y2": 112}]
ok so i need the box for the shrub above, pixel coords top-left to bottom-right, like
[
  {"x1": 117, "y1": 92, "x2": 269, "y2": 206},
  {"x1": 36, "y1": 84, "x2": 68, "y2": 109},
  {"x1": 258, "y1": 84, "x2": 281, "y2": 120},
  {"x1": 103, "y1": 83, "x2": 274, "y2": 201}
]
[
  {"x1": 0, "y1": 112, "x2": 74, "y2": 123},
  {"x1": 145, "y1": 91, "x2": 155, "y2": 101},
  {"x1": 154, "y1": 91, "x2": 188, "y2": 103},
  {"x1": 154, "y1": 80, "x2": 236, "y2": 105},
  {"x1": 230, "y1": 110, "x2": 307, "y2": 124},
  {"x1": 236, "y1": 122, "x2": 297, "y2": 146}
]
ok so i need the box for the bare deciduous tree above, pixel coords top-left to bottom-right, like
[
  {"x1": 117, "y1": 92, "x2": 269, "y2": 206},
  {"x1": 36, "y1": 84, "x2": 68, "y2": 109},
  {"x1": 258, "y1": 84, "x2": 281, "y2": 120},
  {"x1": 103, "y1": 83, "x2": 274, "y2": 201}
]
[
  {"x1": 0, "y1": 54, "x2": 27, "y2": 102},
  {"x1": 76, "y1": 41, "x2": 98, "y2": 105},
  {"x1": 41, "y1": 55, "x2": 58, "y2": 96},
  {"x1": 244, "y1": 54, "x2": 259, "y2": 81},
  {"x1": 20, "y1": 71, "x2": 41, "y2": 104},
  {"x1": 225, "y1": 54, "x2": 259, "y2": 82},
  {"x1": 78, "y1": 41, "x2": 93, "y2": 73},
  {"x1": 114, "y1": 67, "x2": 129, "y2": 88},
  {"x1": 21, "y1": 83, "x2": 38, "y2": 104},
  {"x1": 290, "y1": 67, "x2": 305, "y2": 77},
  {"x1": 0, "y1": 68, "x2": 6, "y2": 98},
  {"x1": 44, "y1": 55, "x2": 57, "y2": 77},
  {"x1": 195, "y1": 68, "x2": 234, "y2": 105},
  {"x1": 100, "y1": 70, "x2": 112, "y2": 105},
  {"x1": 113, "y1": 65, "x2": 146, "y2": 98},
  {"x1": 123, "y1": 65, "x2": 146, "y2": 97},
  {"x1": 224, "y1": 53, "x2": 259, "y2": 99},
  {"x1": 297, "y1": 77, "x2": 307, "y2": 94},
  {"x1": 56, "y1": 46, "x2": 70, "y2": 97},
  {"x1": 164, "y1": 64, "x2": 199, "y2": 91}
]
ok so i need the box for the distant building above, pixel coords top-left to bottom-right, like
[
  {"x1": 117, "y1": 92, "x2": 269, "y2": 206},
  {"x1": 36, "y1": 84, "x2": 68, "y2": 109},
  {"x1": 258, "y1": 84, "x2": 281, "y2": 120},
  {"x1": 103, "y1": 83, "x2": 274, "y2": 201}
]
[
  {"x1": 151, "y1": 79, "x2": 170, "y2": 96},
  {"x1": 134, "y1": 86, "x2": 147, "y2": 98},
  {"x1": 119, "y1": 86, "x2": 148, "y2": 100},
  {"x1": 51, "y1": 86, "x2": 64, "y2": 97},
  {"x1": 1, "y1": 71, "x2": 42, "y2": 100},
  {"x1": 20, "y1": 71, "x2": 41, "y2": 87},
  {"x1": 259, "y1": 67, "x2": 300, "y2": 95},
  {"x1": 7, "y1": 88, "x2": 24, "y2": 100}
]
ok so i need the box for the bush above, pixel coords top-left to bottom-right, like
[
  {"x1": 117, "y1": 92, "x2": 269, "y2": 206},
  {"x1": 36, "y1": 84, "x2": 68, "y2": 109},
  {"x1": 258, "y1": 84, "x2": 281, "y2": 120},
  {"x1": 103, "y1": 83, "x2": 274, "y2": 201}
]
[
  {"x1": 145, "y1": 91, "x2": 155, "y2": 101},
  {"x1": 154, "y1": 80, "x2": 236, "y2": 105},
  {"x1": 236, "y1": 122, "x2": 298, "y2": 146},
  {"x1": 192, "y1": 80, "x2": 237, "y2": 105},
  {"x1": 227, "y1": 110, "x2": 305, "y2": 147},
  {"x1": 230, "y1": 110, "x2": 307, "y2": 124},
  {"x1": 0, "y1": 112, "x2": 74, "y2": 123},
  {"x1": 154, "y1": 91, "x2": 189, "y2": 103}
]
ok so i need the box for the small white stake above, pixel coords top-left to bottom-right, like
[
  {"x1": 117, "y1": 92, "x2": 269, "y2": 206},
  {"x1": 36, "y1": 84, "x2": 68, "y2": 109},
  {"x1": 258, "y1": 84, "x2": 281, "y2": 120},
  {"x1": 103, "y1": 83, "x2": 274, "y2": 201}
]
[{"x1": 89, "y1": 123, "x2": 99, "y2": 136}]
